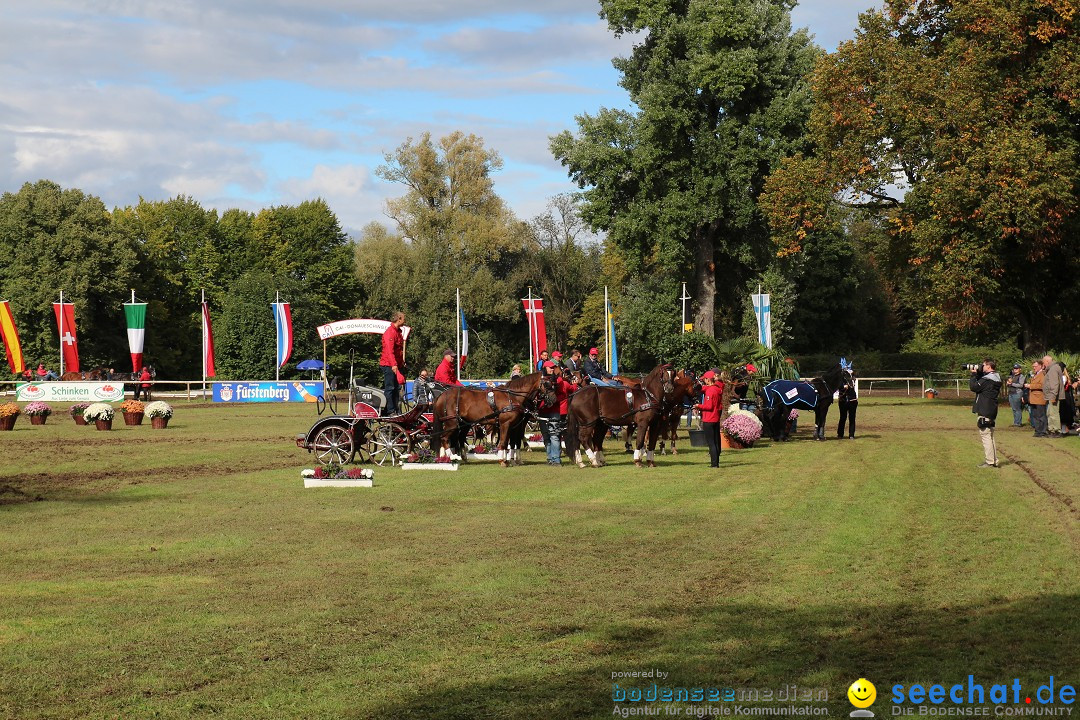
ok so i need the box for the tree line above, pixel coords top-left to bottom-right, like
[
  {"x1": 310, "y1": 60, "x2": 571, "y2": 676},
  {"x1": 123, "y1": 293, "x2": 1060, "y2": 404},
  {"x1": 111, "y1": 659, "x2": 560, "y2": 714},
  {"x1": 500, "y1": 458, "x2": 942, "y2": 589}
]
[{"x1": 3, "y1": 0, "x2": 1077, "y2": 383}]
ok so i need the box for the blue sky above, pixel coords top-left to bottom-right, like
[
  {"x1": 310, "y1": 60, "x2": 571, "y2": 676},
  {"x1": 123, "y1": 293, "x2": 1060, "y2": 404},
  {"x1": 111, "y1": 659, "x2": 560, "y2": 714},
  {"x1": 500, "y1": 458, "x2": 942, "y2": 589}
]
[{"x1": 1, "y1": 0, "x2": 873, "y2": 236}]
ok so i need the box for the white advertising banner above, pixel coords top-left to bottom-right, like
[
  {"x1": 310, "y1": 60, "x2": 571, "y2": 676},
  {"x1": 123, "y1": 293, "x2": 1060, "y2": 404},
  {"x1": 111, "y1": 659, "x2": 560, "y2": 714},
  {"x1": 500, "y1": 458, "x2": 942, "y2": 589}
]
[
  {"x1": 16, "y1": 381, "x2": 125, "y2": 403},
  {"x1": 317, "y1": 318, "x2": 411, "y2": 343}
]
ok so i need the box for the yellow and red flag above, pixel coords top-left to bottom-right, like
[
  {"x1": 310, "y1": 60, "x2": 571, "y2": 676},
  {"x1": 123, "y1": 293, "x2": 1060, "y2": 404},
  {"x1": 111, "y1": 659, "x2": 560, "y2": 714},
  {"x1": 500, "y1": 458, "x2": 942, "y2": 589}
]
[{"x1": 0, "y1": 301, "x2": 25, "y2": 374}]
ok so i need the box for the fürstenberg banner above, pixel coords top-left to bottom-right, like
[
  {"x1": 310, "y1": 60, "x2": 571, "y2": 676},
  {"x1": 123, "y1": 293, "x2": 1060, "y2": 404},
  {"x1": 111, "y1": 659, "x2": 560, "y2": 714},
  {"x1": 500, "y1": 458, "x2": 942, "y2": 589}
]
[
  {"x1": 16, "y1": 382, "x2": 125, "y2": 403},
  {"x1": 212, "y1": 382, "x2": 324, "y2": 403}
]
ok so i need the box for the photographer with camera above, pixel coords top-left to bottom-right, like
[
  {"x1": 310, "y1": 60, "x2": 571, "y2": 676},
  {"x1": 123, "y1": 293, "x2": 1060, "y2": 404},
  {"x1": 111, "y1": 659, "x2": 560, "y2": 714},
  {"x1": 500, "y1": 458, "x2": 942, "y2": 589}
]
[{"x1": 969, "y1": 358, "x2": 1002, "y2": 468}]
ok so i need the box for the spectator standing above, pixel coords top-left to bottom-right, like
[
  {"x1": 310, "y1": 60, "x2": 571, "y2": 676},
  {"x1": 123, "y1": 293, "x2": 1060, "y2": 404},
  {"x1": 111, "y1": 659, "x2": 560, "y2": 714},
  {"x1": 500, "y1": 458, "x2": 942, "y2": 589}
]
[
  {"x1": 414, "y1": 368, "x2": 434, "y2": 406},
  {"x1": 379, "y1": 312, "x2": 407, "y2": 416},
  {"x1": 1025, "y1": 360, "x2": 1048, "y2": 438},
  {"x1": 534, "y1": 350, "x2": 550, "y2": 373},
  {"x1": 969, "y1": 358, "x2": 1002, "y2": 468},
  {"x1": 139, "y1": 366, "x2": 153, "y2": 402},
  {"x1": 565, "y1": 350, "x2": 583, "y2": 374},
  {"x1": 1058, "y1": 362, "x2": 1075, "y2": 435},
  {"x1": 837, "y1": 369, "x2": 858, "y2": 439},
  {"x1": 694, "y1": 370, "x2": 723, "y2": 468},
  {"x1": 1043, "y1": 354, "x2": 1065, "y2": 437},
  {"x1": 509, "y1": 364, "x2": 523, "y2": 380},
  {"x1": 538, "y1": 361, "x2": 578, "y2": 465},
  {"x1": 1006, "y1": 363, "x2": 1026, "y2": 427}
]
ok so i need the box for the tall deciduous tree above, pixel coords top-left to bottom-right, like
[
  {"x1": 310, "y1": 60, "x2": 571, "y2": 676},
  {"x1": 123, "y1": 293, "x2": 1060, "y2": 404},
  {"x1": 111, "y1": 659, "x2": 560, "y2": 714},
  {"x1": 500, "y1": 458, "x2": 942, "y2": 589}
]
[
  {"x1": 551, "y1": 0, "x2": 818, "y2": 336},
  {"x1": 762, "y1": 0, "x2": 1080, "y2": 350},
  {"x1": 0, "y1": 180, "x2": 139, "y2": 372}
]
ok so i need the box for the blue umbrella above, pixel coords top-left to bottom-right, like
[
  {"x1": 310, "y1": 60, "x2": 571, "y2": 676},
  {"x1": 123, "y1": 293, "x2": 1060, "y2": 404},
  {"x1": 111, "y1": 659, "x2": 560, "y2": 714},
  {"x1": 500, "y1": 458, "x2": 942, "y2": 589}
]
[{"x1": 296, "y1": 359, "x2": 324, "y2": 370}]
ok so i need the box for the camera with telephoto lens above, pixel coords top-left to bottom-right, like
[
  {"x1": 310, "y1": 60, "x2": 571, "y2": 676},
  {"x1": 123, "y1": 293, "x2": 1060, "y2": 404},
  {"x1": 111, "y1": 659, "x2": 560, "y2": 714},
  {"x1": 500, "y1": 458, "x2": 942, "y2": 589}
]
[{"x1": 963, "y1": 363, "x2": 981, "y2": 373}]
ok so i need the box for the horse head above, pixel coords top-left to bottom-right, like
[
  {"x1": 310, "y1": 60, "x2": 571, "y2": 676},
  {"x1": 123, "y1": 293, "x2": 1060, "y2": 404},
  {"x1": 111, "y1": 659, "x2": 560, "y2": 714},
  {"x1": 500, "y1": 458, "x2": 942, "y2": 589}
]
[{"x1": 539, "y1": 372, "x2": 557, "y2": 408}]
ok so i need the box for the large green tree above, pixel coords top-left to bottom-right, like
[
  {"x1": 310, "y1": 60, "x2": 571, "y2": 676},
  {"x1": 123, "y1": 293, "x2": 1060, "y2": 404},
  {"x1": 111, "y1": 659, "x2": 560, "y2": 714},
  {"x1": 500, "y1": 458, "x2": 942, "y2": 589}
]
[
  {"x1": 551, "y1": 0, "x2": 819, "y2": 337},
  {"x1": 0, "y1": 180, "x2": 139, "y2": 374},
  {"x1": 763, "y1": 0, "x2": 1080, "y2": 350}
]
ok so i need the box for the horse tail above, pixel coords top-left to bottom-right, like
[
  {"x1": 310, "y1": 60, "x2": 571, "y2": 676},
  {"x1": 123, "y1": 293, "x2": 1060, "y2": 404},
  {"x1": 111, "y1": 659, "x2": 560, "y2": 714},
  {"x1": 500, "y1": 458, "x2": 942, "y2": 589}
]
[{"x1": 565, "y1": 396, "x2": 580, "y2": 463}]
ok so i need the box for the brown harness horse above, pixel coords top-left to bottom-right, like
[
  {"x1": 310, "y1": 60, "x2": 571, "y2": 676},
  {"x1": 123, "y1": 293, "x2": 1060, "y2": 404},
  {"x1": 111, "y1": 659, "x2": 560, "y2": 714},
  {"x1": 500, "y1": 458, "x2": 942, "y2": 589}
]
[
  {"x1": 619, "y1": 370, "x2": 700, "y2": 454},
  {"x1": 565, "y1": 364, "x2": 675, "y2": 468},
  {"x1": 431, "y1": 372, "x2": 551, "y2": 467},
  {"x1": 60, "y1": 367, "x2": 111, "y2": 381}
]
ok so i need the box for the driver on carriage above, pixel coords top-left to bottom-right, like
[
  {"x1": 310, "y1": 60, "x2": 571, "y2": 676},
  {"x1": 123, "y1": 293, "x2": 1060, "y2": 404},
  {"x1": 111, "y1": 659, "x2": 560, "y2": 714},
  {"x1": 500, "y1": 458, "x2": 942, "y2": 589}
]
[
  {"x1": 434, "y1": 348, "x2": 464, "y2": 387},
  {"x1": 583, "y1": 347, "x2": 617, "y2": 386}
]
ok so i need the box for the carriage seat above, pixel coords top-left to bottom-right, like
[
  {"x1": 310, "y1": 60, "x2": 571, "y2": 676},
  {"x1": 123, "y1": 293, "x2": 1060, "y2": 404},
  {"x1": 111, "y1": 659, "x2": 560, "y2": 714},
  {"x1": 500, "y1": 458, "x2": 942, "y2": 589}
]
[{"x1": 352, "y1": 385, "x2": 387, "y2": 419}]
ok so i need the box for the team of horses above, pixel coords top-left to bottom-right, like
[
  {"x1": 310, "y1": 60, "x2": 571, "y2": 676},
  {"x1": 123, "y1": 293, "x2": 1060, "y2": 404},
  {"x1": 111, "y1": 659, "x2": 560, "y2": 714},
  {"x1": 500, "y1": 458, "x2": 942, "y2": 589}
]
[{"x1": 427, "y1": 360, "x2": 853, "y2": 468}]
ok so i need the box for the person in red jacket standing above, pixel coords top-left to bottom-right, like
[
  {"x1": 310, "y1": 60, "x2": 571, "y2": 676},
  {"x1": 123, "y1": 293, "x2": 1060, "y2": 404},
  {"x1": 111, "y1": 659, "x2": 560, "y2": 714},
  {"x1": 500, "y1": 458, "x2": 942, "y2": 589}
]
[
  {"x1": 539, "y1": 361, "x2": 579, "y2": 465},
  {"x1": 434, "y1": 349, "x2": 462, "y2": 386},
  {"x1": 694, "y1": 370, "x2": 723, "y2": 468},
  {"x1": 380, "y1": 311, "x2": 406, "y2": 415}
]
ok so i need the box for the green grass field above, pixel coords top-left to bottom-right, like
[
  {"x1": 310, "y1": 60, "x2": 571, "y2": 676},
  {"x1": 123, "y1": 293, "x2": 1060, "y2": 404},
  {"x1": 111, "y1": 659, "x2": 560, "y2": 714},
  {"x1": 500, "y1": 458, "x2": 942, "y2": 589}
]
[{"x1": 2, "y1": 398, "x2": 1078, "y2": 719}]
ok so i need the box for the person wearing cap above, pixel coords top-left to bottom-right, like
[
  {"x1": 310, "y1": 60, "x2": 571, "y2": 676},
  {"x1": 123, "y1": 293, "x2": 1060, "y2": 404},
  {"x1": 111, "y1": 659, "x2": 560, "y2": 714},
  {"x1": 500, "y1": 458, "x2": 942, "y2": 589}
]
[
  {"x1": 551, "y1": 350, "x2": 564, "y2": 366},
  {"x1": 1006, "y1": 362, "x2": 1027, "y2": 427},
  {"x1": 434, "y1": 348, "x2": 463, "y2": 386},
  {"x1": 534, "y1": 349, "x2": 550, "y2": 373},
  {"x1": 694, "y1": 370, "x2": 723, "y2": 467},
  {"x1": 583, "y1": 347, "x2": 616, "y2": 386},
  {"x1": 538, "y1": 360, "x2": 579, "y2": 465}
]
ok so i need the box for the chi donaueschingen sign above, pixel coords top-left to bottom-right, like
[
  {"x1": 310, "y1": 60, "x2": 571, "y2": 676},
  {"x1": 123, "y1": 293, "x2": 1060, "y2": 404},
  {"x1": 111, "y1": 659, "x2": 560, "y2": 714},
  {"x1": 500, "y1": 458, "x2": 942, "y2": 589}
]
[{"x1": 16, "y1": 382, "x2": 125, "y2": 403}]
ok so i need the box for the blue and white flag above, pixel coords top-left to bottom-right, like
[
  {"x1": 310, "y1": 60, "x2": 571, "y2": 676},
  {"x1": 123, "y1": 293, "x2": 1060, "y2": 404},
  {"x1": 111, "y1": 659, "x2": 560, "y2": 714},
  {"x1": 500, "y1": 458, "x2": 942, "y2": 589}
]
[
  {"x1": 752, "y1": 293, "x2": 772, "y2": 348},
  {"x1": 272, "y1": 302, "x2": 292, "y2": 368}
]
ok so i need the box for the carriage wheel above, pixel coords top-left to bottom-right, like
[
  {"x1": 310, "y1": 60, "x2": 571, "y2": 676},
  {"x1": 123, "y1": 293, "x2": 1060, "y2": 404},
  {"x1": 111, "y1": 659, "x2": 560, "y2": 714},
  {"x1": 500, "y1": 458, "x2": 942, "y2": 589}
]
[
  {"x1": 371, "y1": 423, "x2": 411, "y2": 466},
  {"x1": 312, "y1": 424, "x2": 355, "y2": 465}
]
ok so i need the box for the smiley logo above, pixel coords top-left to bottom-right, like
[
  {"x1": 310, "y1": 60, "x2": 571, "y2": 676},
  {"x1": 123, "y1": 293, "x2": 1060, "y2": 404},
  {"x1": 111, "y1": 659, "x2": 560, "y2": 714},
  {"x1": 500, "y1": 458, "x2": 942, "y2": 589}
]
[{"x1": 848, "y1": 678, "x2": 876, "y2": 709}]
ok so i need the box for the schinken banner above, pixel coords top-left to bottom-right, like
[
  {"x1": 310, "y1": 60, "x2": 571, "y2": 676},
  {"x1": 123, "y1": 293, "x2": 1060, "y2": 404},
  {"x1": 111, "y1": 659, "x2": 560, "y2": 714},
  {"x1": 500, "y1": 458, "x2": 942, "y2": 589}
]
[
  {"x1": 212, "y1": 382, "x2": 325, "y2": 403},
  {"x1": 16, "y1": 382, "x2": 125, "y2": 403}
]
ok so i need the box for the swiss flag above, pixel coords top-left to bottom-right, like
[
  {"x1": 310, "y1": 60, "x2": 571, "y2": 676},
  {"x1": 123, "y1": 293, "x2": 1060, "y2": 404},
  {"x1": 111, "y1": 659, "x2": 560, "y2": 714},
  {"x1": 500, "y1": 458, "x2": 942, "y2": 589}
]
[{"x1": 53, "y1": 302, "x2": 80, "y2": 373}]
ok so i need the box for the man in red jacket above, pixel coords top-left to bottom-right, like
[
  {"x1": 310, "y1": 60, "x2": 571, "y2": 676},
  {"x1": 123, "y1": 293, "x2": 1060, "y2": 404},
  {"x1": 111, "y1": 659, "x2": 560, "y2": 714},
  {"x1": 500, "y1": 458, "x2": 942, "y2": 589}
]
[
  {"x1": 539, "y1": 361, "x2": 579, "y2": 465},
  {"x1": 694, "y1": 370, "x2": 723, "y2": 468},
  {"x1": 380, "y1": 312, "x2": 406, "y2": 415},
  {"x1": 434, "y1": 349, "x2": 462, "y2": 386}
]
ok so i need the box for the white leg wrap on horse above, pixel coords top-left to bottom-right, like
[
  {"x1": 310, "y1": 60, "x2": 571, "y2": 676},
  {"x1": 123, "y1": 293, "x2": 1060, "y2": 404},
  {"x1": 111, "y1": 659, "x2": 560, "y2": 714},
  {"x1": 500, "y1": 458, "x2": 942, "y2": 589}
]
[
  {"x1": 647, "y1": 450, "x2": 655, "y2": 463},
  {"x1": 574, "y1": 450, "x2": 582, "y2": 464},
  {"x1": 633, "y1": 449, "x2": 641, "y2": 461},
  {"x1": 498, "y1": 449, "x2": 505, "y2": 461},
  {"x1": 586, "y1": 449, "x2": 596, "y2": 462}
]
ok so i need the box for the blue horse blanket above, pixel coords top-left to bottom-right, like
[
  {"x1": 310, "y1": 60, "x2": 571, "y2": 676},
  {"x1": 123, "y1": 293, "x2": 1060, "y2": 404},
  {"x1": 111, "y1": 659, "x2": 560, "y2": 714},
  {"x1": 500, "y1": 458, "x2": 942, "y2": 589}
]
[{"x1": 762, "y1": 380, "x2": 818, "y2": 411}]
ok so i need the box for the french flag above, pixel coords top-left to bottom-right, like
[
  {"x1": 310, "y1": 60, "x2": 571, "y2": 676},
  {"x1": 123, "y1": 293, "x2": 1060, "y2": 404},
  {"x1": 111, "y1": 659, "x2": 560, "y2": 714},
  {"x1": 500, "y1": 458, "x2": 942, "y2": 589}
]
[{"x1": 273, "y1": 302, "x2": 292, "y2": 368}]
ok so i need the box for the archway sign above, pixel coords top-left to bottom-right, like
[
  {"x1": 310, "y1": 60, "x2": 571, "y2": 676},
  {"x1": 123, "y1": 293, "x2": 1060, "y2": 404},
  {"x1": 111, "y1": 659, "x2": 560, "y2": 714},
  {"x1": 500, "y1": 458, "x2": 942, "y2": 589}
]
[{"x1": 316, "y1": 318, "x2": 412, "y2": 389}]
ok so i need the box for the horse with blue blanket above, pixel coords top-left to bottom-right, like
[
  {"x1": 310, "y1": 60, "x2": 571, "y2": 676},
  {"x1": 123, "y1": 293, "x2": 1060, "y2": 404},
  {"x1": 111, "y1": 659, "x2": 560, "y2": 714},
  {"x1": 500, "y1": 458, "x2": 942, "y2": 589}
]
[{"x1": 759, "y1": 361, "x2": 854, "y2": 442}]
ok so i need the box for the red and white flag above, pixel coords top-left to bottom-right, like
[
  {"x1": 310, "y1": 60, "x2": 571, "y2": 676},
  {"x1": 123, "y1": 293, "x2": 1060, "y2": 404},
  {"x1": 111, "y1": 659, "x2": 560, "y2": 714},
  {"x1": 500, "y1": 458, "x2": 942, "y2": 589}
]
[
  {"x1": 202, "y1": 301, "x2": 216, "y2": 378},
  {"x1": 521, "y1": 296, "x2": 547, "y2": 367},
  {"x1": 53, "y1": 301, "x2": 80, "y2": 373}
]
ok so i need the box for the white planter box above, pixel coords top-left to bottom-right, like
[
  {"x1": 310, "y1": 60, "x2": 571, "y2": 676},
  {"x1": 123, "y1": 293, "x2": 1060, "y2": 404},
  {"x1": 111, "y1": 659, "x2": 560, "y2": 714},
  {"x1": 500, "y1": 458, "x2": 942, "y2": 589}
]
[
  {"x1": 303, "y1": 478, "x2": 373, "y2": 488},
  {"x1": 468, "y1": 453, "x2": 501, "y2": 461},
  {"x1": 526, "y1": 441, "x2": 545, "y2": 449},
  {"x1": 401, "y1": 463, "x2": 459, "y2": 471}
]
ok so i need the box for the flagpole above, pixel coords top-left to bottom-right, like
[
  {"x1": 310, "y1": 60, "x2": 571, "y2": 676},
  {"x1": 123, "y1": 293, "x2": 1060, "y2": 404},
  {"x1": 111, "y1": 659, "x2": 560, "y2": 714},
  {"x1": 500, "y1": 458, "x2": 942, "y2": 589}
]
[
  {"x1": 58, "y1": 289, "x2": 64, "y2": 377},
  {"x1": 456, "y1": 288, "x2": 461, "y2": 380},
  {"x1": 275, "y1": 291, "x2": 280, "y2": 383},
  {"x1": 604, "y1": 286, "x2": 609, "y2": 374},
  {"x1": 201, "y1": 289, "x2": 206, "y2": 400},
  {"x1": 526, "y1": 287, "x2": 534, "y2": 372},
  {"x1": 681, "y1": 282, "x2": 691, "y2": 333}
]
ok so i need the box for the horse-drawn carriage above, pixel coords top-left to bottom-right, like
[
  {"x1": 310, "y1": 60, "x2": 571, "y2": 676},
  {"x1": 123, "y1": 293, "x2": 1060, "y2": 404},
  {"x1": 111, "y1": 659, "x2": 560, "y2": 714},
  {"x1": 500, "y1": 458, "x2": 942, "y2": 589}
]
[{"x1": 295, "y1": 384, "x2": 435, "y2": 466}]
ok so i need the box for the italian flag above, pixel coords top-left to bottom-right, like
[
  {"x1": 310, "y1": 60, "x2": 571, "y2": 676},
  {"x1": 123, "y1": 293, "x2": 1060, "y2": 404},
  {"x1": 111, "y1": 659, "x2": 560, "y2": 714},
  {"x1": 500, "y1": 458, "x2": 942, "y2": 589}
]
[{"x1": 124, "y1": 302, "x2": 147, "y2": 372}]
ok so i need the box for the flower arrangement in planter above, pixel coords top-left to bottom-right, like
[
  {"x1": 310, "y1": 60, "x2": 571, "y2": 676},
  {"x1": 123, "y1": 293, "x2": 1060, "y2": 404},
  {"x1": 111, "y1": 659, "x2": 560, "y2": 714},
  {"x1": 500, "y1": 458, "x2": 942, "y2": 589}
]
[
  {"x1": 721, "y1": 408, "x2": 763, "y2": 448},
  {"x1": 69, "y1": 402, "x2": 90, "y2": 425},
  {"x1": 301, "y1": 464, "x2": 374, "y2": 487},
  {"x1": 144, "y1": 401, "x2": 173, "y2": 429},
  {"x1": 24, "y1": 401, "x2": 52, "y2": 425},
  {"x1": 403, "y1": 447, "x2": 460, "y2": 470},
  {"x1": 0, "y1": 402, "x2": 20, "y2": 431},
  {"x1": 83, "y1": 403, "x2": 114, "y2": 431},
  {"x1": 119, "y1": 399, "x2": 145, "y2": 425}
]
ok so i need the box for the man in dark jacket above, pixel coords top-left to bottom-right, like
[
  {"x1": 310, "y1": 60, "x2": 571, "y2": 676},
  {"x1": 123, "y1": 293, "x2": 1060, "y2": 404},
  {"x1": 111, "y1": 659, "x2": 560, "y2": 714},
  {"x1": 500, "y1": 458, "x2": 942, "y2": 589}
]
[{"x1": 970, "y1": 358, "x2": 1002, "y2": 468}]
